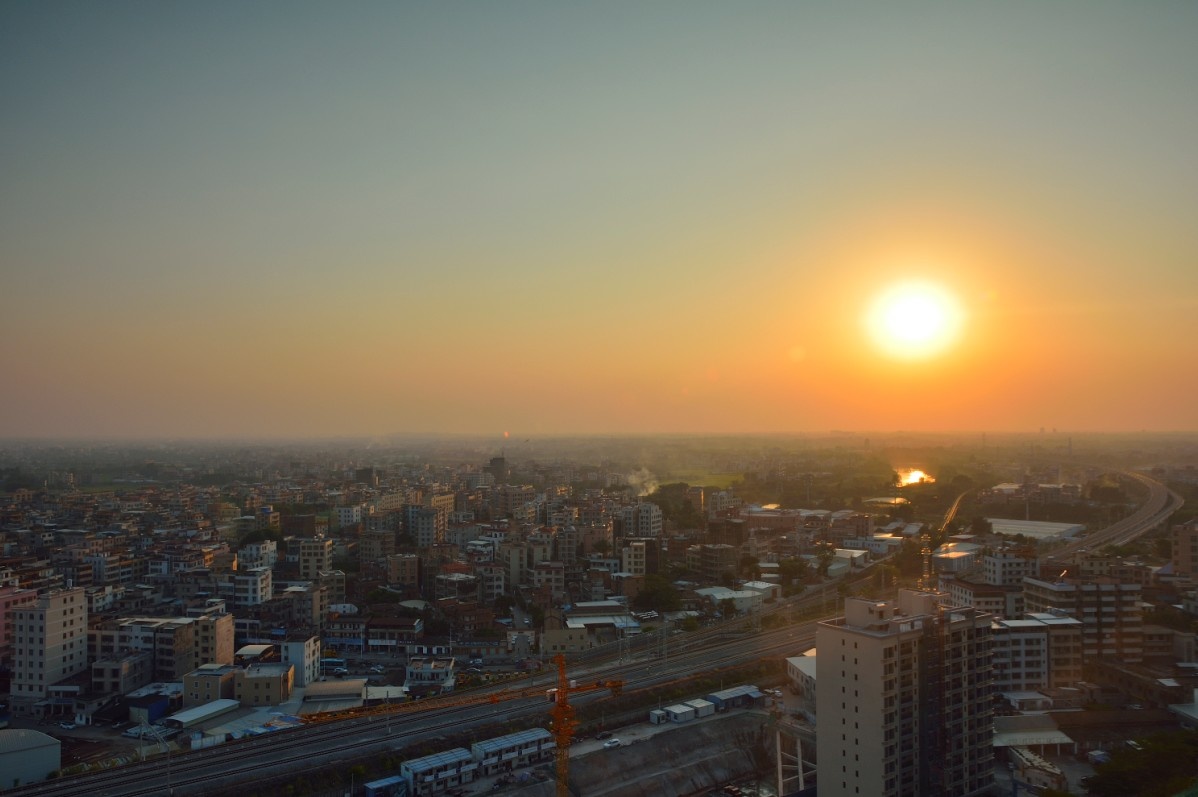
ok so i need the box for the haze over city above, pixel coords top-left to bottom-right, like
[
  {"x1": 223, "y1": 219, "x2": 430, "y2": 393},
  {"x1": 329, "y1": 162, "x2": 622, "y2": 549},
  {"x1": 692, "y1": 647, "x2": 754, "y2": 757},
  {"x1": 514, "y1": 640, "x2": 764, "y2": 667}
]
[{"x1": 2, "y1": 2, "x2": 1197, "y2": 440}]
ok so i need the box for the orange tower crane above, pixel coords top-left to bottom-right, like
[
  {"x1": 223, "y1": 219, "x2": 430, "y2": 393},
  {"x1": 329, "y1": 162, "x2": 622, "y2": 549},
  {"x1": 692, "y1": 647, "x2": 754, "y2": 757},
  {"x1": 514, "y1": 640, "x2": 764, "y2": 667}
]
[{"x1": 547, "y1": 653, "x2": 623, "y2": 797}]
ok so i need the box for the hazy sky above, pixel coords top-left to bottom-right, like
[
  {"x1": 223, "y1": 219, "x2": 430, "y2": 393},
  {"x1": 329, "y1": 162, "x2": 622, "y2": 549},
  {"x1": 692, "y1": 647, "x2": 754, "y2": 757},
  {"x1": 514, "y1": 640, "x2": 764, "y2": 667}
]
[{"x1": 2, "y1": 2, "x2": 1196, "y2": 439}]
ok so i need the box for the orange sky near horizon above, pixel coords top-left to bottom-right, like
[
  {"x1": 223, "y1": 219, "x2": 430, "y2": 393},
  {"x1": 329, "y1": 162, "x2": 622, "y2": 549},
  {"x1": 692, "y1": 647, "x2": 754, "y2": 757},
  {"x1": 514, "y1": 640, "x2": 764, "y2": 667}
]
[{"x1": 1, "y1": 3, "x2": 1196, "y2": 439}]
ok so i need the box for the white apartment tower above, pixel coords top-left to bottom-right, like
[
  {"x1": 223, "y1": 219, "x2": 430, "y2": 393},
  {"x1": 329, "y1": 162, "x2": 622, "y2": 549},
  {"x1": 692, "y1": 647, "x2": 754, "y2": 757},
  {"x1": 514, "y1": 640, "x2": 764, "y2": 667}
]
[
  {"x1": 816, "y1": 590, "x2": 994, "y2": 797},
  {"x1": 10, "y1": 587, "x2": 89, "y2": 712},
  {"x1": 621, "y1": 540, "x2": 648, "y2": 576},
  {"x1": 621, "y1": 502, "x2": 663, "y2": 537}
]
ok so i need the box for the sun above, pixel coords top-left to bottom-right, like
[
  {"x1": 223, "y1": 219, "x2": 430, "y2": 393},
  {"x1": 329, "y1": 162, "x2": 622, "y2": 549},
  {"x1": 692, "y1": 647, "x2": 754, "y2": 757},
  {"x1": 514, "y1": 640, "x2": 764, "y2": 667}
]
[{"x1": 866, "y1": 281, "x2": 963, "y2": 360}]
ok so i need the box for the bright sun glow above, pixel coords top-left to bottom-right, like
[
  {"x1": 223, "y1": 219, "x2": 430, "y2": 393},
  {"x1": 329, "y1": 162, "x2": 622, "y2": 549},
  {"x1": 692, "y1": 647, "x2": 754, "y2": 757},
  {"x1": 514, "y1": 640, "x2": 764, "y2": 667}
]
[
  {"x1": 899, "y1": 468, "x2": 934, "y2": 485},
  {"x1": 866, "y1": 281, "x2": 963, "y2": 360}
]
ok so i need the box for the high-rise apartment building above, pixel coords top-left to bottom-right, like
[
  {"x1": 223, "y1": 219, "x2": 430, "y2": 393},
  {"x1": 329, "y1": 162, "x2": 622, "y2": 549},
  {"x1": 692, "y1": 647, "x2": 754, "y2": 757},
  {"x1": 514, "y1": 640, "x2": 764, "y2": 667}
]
[
  {"x1": 1173, "y1": 518, "x2": 1198, "y2": 581},
  {"x1": 1022, "y1": 576, "x2": 1142, "y2": 664},
  {"x1": 10, "y1": 587, "x2": 89, "y2": 712},
  {"x1": 0, "y1": 584, "x2": 38, "y2": 667},
  {"x1": 816, "y1": 590, "x2": 994, "y2": 797}
]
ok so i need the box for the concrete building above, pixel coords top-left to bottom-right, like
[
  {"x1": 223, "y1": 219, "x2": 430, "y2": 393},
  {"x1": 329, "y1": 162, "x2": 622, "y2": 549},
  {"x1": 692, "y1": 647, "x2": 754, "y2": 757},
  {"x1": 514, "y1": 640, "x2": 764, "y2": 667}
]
[
  {"x1": 195, "y1": 612, "x2": 235, "y2": 666},
  {"x1": 297, "y1": 538, "x2": 333, "y2": 580},
  {"x1": 1174, "y1": 518, "x2": 1198, "y2": 582},
  {"x1": 816, "y1": 591, "x2": 994, "y2": 797},
  {"x1": 685, "y1": 543, "x2": 737, "y2": 583},
  {"x1": 279, "y1": 636, "x2": 322, "y2": 687},
  {"x1": 621, "y1": 502, "x2": 663, "y2": 538},
  {"x1": 235, "y1": 662, "x2": 294, "y2": 707},
  {"x1": 991, "y1": 613, "x2": 1084, "y2": 694},
  {"x1": 531, "y1": 561, "x2": 566, "y2": 602},
  {"x1": 1023, "y1": 576, "x2": 1143, "y2": 664},
  {"x1": 335, "y1": 504, "x2": 364, "y2": 530},
  {"x1": 387, "y1": 553, "x2": 422, "y2": 590},
  {"x1": 405, "y1": 656, "x2": 456, "y2": 696},
  {"x1": 407, "y1": 506, "x2": 442, "y2": 548},
  {"x1": 90, "y1": 616, "x2": 202, "y2": 682},
  {"x1": 219, "y1": 566, "x2": 273, "y2": 609},
  {"x1": 91, "y1": 651, "x2": 154, "y2": 695},
  {"x1": 621, "y1": 540, "x2": 648, "y2": 576},
  {"x1": 0, "y1": 585, "x2": 37, "y2": 667},
  {"x1": 474, "y1": 562, "x2": 505, "y2": 604},
  {"x1": 10, "y1": 587, "x2": 88, "y2": 713},
  {"x1": 238, "y1": 539, "x2": 278, "y2": 570}
]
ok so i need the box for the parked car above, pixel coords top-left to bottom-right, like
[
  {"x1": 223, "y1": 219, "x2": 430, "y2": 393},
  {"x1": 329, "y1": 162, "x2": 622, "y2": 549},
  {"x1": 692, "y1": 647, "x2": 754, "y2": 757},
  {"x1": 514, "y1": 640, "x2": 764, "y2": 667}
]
[
  {"x1": 595, "y1": 731, "x2": 612, "y2": 740},
  {"x1": 603, "y1": 738, "x2": 622, "y2": 749},
  {"x1": 58, "y1": 721, "x2": 77, "y2": 730}
]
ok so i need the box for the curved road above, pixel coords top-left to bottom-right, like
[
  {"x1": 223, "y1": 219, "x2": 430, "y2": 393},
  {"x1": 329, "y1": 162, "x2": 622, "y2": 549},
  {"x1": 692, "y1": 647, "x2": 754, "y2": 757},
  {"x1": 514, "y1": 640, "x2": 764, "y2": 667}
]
[{"x1": 1045, "y1": 470, "x2": 1182, "y2": 562}]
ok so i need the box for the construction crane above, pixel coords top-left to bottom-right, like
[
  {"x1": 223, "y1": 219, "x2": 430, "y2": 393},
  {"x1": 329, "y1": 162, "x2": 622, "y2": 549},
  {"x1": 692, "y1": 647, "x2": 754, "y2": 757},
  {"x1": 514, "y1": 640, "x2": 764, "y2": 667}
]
[{"x1": 548, "y1": 653, "x2": 623, "y2": 797}]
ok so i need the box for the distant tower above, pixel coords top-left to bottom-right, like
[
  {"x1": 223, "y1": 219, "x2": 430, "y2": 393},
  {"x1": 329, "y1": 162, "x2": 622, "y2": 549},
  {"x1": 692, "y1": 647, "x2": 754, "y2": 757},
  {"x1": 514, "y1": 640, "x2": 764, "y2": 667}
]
[{"x1": 488, "y1": 455, "x2": 508, "y2": 485}]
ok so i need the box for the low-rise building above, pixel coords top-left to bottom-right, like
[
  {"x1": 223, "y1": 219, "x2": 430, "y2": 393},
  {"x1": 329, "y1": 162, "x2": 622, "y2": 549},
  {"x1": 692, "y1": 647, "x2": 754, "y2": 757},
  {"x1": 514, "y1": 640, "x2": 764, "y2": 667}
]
[
  {"x1": 404, "y1": 656, "x2": 456, "y2": 696},
  {"x1": 401, "y1": 748, "x2": 478, "y2": 796},
  {"x1": 470, "y1": 728, "x2": 555, "y2": 776}
]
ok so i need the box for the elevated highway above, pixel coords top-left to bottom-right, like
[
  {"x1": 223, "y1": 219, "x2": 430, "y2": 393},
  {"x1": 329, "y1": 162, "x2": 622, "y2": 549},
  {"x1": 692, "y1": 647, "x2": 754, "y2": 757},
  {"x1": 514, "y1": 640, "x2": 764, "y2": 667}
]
[{"x1": 1045, "y1": 470, "x2": 1182, "y2": 563}]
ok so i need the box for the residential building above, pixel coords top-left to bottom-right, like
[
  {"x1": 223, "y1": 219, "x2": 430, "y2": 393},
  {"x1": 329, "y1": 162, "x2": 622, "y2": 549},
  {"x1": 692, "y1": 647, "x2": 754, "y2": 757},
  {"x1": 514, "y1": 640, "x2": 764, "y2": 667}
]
[
  {"x1": 0, "y1": 584, "x2": 38, "y2": 667},
  {"x1": 686, "y1": 543, "x2": 737, "y2": 583},
  {"x1": 405, "y1": 656, "x2": 456, "y2": 696},
  {"x1": 1174, "y1": 518, "x2": 1198, "y2": 582},
  {"x1": 10, "y1": 587, "x2": 89, "y2": 713},
  {"x1": 278, "y1": 636, "x2": 321, "y2": 687},
  {"x1": 297, "y1": 538, "x2": 333, "y2": 581},
  {"x1": 816, "y1": 591, "x2": 994, "y2": 797},
  {"x1": 991, "y1": 612, "x2": 1084, "y2": 693},
  {"x1": 386, "y1": 553, "x2": 422, "y2": 590},
  {"x1": 621, "y1": 502, "x2": 663, "y2": 538},
  {"x1": 238, "y1": 540, "x2": 278, "y2": 570},
  {"x1": 90, "y1": 650, "x2": 154, "y2": 696},
  {"x1": 195, "y1": 612, "x2": 235, "y2": 665},
  {"x1": 621, "y1": 540, "x2": 648, "y2": 576},
  {"x1": 1022, "y1": 576, "x2": 1143, "y2": 664},
  {"x1": 90, "y1": 616, "x2": 199, "y2": 682}
]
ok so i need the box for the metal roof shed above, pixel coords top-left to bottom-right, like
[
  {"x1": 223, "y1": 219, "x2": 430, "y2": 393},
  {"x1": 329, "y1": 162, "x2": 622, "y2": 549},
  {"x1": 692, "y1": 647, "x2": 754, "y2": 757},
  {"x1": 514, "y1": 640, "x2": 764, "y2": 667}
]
[
  {"x1": 471, "y1": 727, "x2": 553, "y2": 760},
  {"x1": 704, "y1": 685, "x2": 764, "y2": 711},
  {"x1": 162, "y1": 699, "x2": 241, "y2": 729}
]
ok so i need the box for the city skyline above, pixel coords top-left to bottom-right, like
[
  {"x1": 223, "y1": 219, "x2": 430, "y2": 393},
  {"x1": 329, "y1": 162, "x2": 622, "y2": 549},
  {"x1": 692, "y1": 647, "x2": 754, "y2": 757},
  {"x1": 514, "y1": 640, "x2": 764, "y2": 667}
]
[{"x1": 3, "y1": 2, "x2": 1196, "y2": 439}]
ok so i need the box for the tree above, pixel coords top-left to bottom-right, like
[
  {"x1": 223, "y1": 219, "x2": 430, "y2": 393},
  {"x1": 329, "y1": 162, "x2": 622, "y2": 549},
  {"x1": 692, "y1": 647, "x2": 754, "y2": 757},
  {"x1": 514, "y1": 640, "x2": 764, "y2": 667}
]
[
  {"x1": 719, "y1": 598, "x2": 737, "y2": 618},
  {"x1": 1083, "y1": 729, "x2": 1198, "y2": 797},
  {"x1": 738, "y1": 554, "x2": 760, "y2": 581},
  {"x1": 632, "y1": 574, "x2": 681, "y2": 613},
  {"x1": 494, "y1": 594, "x2": 515, "y2": 618},
  {"x1": 777, "y1": 557, "x2": 810, "y2": 595},
  {"x1": 815, "y1": 544, "x2": 836, "y2": 576},
  {"x1": 969, "y1": 516, "x2": 993, "y2": 535}
]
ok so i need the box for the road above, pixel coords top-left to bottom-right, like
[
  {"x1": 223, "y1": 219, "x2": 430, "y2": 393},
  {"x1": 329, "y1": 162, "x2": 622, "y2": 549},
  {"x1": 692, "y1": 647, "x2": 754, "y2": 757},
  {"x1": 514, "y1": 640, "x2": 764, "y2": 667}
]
[{"x1": 1044, "y1": 470, "x2": 1182, "y2": 562}]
